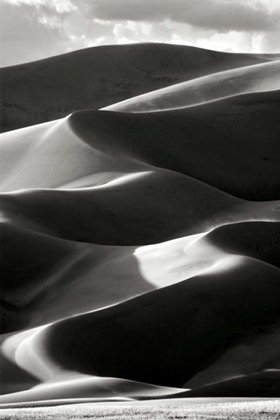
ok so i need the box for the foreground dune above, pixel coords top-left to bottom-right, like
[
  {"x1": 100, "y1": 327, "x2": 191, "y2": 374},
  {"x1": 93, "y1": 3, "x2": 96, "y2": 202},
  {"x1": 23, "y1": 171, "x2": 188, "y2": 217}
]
[
  {"x1": 1, "y1": 253, "x2": 279, "y2": 402},
  {"x1": 1, "y1": 43, "x2": 280, "y2": 404},
  {"x1": 0, "y1": 374, "x2": 186, "y2": 405},
  {"x1": 35, "y1": 257, "x2": 280, "y2": 387}
]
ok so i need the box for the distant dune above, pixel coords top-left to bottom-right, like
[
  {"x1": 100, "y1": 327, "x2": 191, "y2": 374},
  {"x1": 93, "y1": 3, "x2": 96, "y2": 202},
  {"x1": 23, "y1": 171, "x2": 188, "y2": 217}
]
[
  {"x1": 1, "y1": 43, "x2": 280, "y2": 132},
  {"x1": 0, "y1": 43, "x2": 280, "y2": 405}
]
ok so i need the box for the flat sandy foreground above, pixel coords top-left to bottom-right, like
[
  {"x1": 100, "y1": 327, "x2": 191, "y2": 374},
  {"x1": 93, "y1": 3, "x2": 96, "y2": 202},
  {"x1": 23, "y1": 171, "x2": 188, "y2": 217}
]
[{"x1": 0, "y1": 399, "x2": 279, "y2": 419}]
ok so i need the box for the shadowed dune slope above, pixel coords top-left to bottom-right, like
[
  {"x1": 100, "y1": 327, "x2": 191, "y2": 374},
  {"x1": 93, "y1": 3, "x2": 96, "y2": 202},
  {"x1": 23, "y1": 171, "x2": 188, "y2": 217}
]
[
  {"x1": 0, "y1": 170, "x2": 243, "y2": 246},
  {"x1": 1, "y1": 42, "x2": 279, "y2": 132},
  {"x1": 0, "y1": 222, "x2": 154, "y2": 333},
  {"x1": 206, "y1": 222, "x2": 280, "y2": 270},
  {"x1": 1, "y1": 89, "x2": 279, "y2": 199},
  {"x1": 40, "y1": 257, "x2": 280, "y2": 388},
  {"x1": 2, "y1": 220, "x2": 280, "y2": 334},
  {"x1": 70, "y1": 91, "x2": 280, "y2": 200},
  {"x1": 105, "y1": 59, "x2": 280, "y2": 112},
  {"x1": 181, "y1": 371, "x2": 280, "y2": 398}
]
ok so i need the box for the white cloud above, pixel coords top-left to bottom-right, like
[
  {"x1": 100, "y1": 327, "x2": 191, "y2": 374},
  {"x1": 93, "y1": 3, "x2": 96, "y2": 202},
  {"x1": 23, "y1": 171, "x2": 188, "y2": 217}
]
[
  {"x1": 196, "y1": 31, "x2": 254, "y2": 53},
  {"x1": 4, "y1": 0, "x2": 76, "y2": 13},
  {"x1": 0, "y1": 1, "x2": 69, "y2": 66}
]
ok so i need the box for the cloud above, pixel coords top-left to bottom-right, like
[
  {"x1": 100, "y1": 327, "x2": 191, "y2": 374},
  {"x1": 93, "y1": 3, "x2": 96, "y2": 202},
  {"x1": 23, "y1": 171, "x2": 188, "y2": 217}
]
[
  {"x1": 79, "y1": 0, "x2": 277, "y2": 32},
  {"x1": 0, "y1": 0, "x2": 113, "y2": 66},
  {"x1": 259, "y1": 28, "x2": 280, "y2": 52},
  {"x1": 0, "y1": 0, "x2": 279, "y2": 67},
  {"x1": 0, "y1": 1, "x2": 69, "y2": 67}
]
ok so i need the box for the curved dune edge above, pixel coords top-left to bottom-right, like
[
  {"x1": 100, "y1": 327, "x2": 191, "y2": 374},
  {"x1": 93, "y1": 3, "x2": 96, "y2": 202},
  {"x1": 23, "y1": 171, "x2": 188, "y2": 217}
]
[
  {"x1": 1, "y1": 171, "x2": 280, "y2": 246},
  {"x1": 0, "y1": 374, "x2": 187, "y2": 406},
  {"x1": 0, "y1": 81, "x2": 279, "y2": 200},
  {"x1": 181, "y1": 371, "x2": 280, "y2": 398},
  {"x1": 1, "y1": 221, "x2": 280, "y2": 335},
  {"x1": 2, "y1": 42, "x2": 280, "y2": 133},
  {"x1": 1, "y1": 220, "x2": 280, "y2": 401},
  {"x1": 1, "y1": 45, "x2": 280, "y2": 403},
  {"x1": 69, "y1": 91, "x2": 280, "y2": 201},
  {"x1": 1, "y1": 253, "x2": 280, "y2": 402},
  {"x1": 104, "y1": 60, "x2": 280, "y2": 113},
  {"x1": 35, "y1": 256, "x2": 280, "y2": 387}
]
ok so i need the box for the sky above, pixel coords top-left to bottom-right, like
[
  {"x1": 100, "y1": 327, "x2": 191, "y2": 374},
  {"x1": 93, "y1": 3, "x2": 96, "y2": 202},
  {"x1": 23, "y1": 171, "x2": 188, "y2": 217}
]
[{"x1": 0, "y1": 0, "x2": 280, "y2": 67}]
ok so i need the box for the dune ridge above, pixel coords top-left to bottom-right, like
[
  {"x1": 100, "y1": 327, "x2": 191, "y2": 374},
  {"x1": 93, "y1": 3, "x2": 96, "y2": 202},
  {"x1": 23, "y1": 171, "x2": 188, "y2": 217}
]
[
  {"x1": 1, "y1": 43, "x2": 280, "y2": 405},
  {"x1": 2, "y1": 42, "x2": 280, "y2": 133},
  {"x1": 104, "y1": 59, "x2": 280, "y2": 112}
]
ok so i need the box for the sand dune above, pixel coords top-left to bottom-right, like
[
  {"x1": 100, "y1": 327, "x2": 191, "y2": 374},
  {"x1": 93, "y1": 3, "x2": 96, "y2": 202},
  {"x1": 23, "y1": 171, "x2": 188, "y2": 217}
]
[
  {"x1": 72, "y1": 92, "x2": 280, "y2": 201},
  {"x1": 2, "y1": 220, "x2": 280, "y2": 334},
  {"x1": 105, "y1": 59, "x2": 280, "y2": 112},
  {"x1": 1, "y1": 89, "x2": 280, "y2": 199},
  {"x1": 18, "y1": 256, "x2": 280, "y2": 389},
  {"x1": 0, "y1": 222, "x2": 154, "y2": 332},
  {"x1": 0, "y1": 374, "x2": 185, "y2": 405},
  {"x1": 1, "y1": 43, "x2": 280, "y2": 404},
  {"x1": 183, "y1": 371, "x2": 280, "y2": 398},
  {"x1": 1, "y1": 251, "x2": 279, "y2": 402},
  {"x1": 2, "y1": 42, "x2": 280, "y2": 133},
  {"x1": 0, "y1": 117, "x2": 143, "y2": 192},
  {"x1": 3, "y1": 171, "x2": 280, "y2": 247},
  {"x1": 205, "y1": 222, "x2": 280, "y2": 270}
]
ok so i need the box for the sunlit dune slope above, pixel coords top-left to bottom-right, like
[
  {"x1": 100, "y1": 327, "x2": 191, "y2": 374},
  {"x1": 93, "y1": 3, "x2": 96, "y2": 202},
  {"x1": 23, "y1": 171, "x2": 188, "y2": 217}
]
[
  {"x1": 1, "y1": 220, "x2": 280, "y2": 334},
  {"x1": 0, "y1": 374, "x2": 185, "y2": 405},
  {"x1": 36, "y1": 257, "x2": 280, "y2": 388},
  {"x1": 105, "y1": 59, "x2": 280, "y2": 112},
  {"x1": 0, "y1": 222, "x2": 154, "y2": 332},
  {"x1": 2, "y1": 42, "x2": 279, "y2": 132},
  {"x1": 0, "y1": 117, "x2": 143, "y2": 193},
  {"x1": 1, "y1": 89, "x2": 280, "y2": 200}
]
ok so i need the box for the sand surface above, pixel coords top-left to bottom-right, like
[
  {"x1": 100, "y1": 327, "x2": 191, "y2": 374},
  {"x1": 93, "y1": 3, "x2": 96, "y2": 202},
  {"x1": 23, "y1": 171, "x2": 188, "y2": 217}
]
[
  {"x1": 0, "y1": 43, "x2": 280, "y2": 407},
  {"x1": 0, "y1": 400, "x2": 279, "y2": 419}
]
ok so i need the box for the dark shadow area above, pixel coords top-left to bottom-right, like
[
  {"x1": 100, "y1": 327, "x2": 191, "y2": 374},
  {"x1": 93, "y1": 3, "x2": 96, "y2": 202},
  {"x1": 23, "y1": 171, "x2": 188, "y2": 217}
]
[
  {"x1": 206, "y1": 221, "x2": 280, "y2": 270},
  {"x1": 69, "y1": 89, "x2": 280, "y2": 200},
  {"x1": 44, "y1": 257, "x2": 280, "y2": 389},
  {"x1": 0, "y1": 352, "x2": 40, "y2": 396},
  {"x1": 0, "y1": 43, "x2": 270, "y2": 132},
  {"x1": 0, "y1": 222, "x2": 154, "y2": 333},
  {"x1": 180, "y1": 370, "x2": 280, "y2": 397},
  {"x1": 0, "y1": 171, "x2": 237, "y2": 246}
]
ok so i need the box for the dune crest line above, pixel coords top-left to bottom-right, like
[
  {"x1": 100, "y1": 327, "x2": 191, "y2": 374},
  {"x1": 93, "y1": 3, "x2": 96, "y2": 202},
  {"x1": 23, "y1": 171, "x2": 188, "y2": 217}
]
[{"x1": 1, "y1": 43, "x2": 280, "y2": 405}]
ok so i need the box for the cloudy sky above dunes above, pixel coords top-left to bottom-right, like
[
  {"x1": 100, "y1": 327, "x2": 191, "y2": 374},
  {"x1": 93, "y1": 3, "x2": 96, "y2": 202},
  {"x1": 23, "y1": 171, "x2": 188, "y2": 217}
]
[{"x1": 0, "y1": 0, "x2": 280, "y2": 67}]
